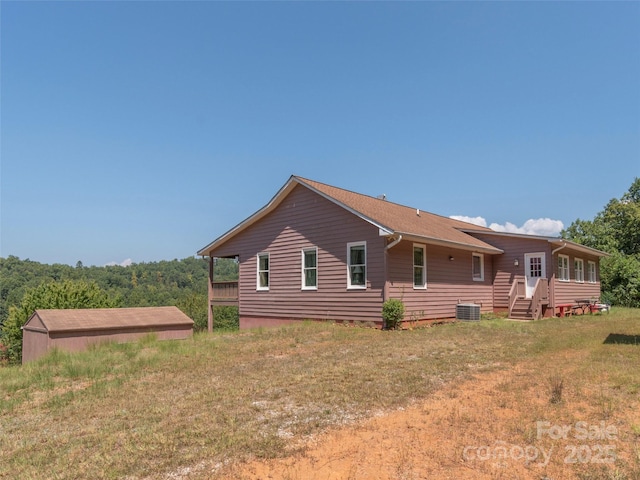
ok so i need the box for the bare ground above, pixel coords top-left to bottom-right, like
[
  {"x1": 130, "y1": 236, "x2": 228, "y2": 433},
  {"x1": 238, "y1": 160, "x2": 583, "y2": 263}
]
[{"x1": 223, "y1": 352, "x2": 640, "y2": 480}]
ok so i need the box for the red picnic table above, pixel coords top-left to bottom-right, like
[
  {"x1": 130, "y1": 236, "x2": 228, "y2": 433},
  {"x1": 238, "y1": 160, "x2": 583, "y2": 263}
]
[{"x1": 556, "y1": 303, "x2": 574, "y2": 317}]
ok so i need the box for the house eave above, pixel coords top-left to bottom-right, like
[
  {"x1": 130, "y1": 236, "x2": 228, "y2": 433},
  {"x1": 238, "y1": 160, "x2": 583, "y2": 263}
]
[
  {"x1": 461, "y1": 228, "x2": 610, "y2": 257},
  {"x1": 389, "y1": 231, "x2": 504, "y2": 254},
  {"x1": 547, "y1": 239, "x2": 610, "y2": 257}
]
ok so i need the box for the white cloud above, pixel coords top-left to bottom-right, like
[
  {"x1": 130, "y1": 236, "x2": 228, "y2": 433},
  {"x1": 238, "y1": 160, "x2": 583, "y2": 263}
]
[
  {"x1": 105, "y1": 258, "x2": 133, "y2": 267},
  {"x1": 489, "y1": 218, "x2": 564, "y2": 237},
  {"x1": 449, "y1": 215, "x2": 488, "y2": 227},
  {"x1": 450, "y1": 215, "x2": 564, "y2": 237}
]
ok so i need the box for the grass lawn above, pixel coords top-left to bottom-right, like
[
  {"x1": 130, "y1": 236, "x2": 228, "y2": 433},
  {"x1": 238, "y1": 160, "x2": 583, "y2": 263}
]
[{"x1": 1, "y1": 309, "x2": 639, "y2": 479}]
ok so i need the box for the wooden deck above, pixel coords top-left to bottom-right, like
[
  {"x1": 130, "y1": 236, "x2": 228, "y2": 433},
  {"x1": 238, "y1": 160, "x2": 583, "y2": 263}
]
[{"x1": 210, "y1": 281, "x2": 239, "y2": 306}]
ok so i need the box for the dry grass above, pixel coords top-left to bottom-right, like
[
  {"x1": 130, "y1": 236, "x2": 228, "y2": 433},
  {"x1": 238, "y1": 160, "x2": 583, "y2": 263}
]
[{"x1": 0, "y1": 309, "x2": 639, "y2": 479}]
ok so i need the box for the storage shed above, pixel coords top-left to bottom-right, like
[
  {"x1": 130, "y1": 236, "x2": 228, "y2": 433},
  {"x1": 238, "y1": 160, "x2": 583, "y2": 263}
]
[{"x1": 22, "y1": 306, "x2": 194, "y2": 363}]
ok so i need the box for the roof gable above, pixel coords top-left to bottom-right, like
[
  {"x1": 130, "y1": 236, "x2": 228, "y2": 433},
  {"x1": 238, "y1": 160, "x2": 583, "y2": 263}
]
[
  {"x1": 24, "y1": 306, "x2": 194, "y2": 333},
  {"x1": 296, "y1": 177, "x2": 502, "y2": 253},
  {"x1": 198, "y1": 175, "x2": 502, "y2": 255}
]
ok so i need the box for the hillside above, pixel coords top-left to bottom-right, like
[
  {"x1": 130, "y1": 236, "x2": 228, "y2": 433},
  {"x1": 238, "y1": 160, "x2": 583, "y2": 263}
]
[
  {"x1": 1, "y1": 309, "x2": 639, "y2": 479},
  {"x1": 0, "y1": 256, "x2": 238, "y2": 331}
]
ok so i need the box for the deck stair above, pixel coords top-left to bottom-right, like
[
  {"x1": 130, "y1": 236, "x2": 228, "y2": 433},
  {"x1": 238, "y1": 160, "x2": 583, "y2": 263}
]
[
  {"x1": 510, "y1": 297, "x2": 534, "y2": 320},
  {"x1": 508, "y1": 277, "x2": 549, "y2": 320}
]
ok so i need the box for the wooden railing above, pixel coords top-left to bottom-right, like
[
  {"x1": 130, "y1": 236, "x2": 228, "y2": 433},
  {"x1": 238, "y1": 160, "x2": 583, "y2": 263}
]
[
  {"x1": 531, "y1": 278, "x2": 549, "y2": 320},
  {"x1": 210, "y1": 281, "x2": 238, "y2": 305},
  {"x1": 508, "y1": 276, "x2": 526, "y2": 316}
]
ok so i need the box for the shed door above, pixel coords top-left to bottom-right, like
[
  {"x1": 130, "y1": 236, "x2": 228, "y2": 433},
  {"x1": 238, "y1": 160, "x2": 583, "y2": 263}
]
[{"x1": 524, "y1": 253, "x2": 546, "y2": 298}]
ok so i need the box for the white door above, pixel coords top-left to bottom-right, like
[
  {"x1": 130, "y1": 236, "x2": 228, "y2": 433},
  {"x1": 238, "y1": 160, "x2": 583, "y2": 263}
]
[{"x1": 524, "y1": 253, "x2": 546, "y2": 298}]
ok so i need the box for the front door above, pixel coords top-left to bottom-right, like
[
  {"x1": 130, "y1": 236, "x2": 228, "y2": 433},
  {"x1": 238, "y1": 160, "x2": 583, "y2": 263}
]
[{"x1": 524, "y1": 253, "x2": 546, "y2": 298}]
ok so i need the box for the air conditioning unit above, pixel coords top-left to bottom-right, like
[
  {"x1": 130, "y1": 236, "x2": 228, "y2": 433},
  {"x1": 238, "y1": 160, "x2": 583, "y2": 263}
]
[{"x1": 456, "y1": 303, "x2": 480, "y2": 321}]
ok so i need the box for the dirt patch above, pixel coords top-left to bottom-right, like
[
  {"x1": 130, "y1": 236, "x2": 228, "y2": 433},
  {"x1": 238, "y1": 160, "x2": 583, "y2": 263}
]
[{"x1": 225, "y1": 354, "x2": 640, "y2": 479}]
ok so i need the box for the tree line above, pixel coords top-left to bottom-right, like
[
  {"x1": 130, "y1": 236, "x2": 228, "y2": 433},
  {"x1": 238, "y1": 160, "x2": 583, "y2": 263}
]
[
  {"x1": 0, "y1": 256, "x2": 238, "y2": 329},
  {"x1": 562, "y1": 177, "x2": 640, "y2": 308}
]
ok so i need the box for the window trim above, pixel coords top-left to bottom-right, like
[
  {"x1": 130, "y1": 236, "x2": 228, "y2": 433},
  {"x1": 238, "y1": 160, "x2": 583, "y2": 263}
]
[
  {"x1": 558, "y1": 254, "x2": 570, "y2": 282},
  {"x1": 574, "y1": 258, "x2": 584, "y2": 283},
  {"x1": 472, "y1": 253, "x2": 484, "y2": 282},
  {"x1": 413, "y1": 243, "x2": 427, "y2": 289},
  {"x1": 587, "y1": 260, "x2": 597, "y2": 284},
  {"x1": 347, "y1": 241, "x2": 367, "y2": 289},
  {"x1": 301, "y1": 247, "x2": 318, "y2": 290},
  {"x1": 257, "y1": 252, "x2": 270, "y2": 291}
]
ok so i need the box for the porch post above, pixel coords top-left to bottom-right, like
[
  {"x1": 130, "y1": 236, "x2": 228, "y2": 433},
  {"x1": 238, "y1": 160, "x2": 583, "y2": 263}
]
[{"x1": 207, "y1": 257, "x2": 214, "y2": 332}]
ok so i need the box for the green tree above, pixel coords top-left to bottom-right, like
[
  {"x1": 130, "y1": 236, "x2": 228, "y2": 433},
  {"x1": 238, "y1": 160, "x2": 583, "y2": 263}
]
[
  {"x1": 562, "y1": 178, "x2": 640, "y2": 307},
  {"x1": 0, "y1": 280, "x2": 119, "y2": 364},
  {"x1": 0, "y1": 256, "x2": 210, "y2": 331},
  {"x1": 175, "y1": 292, "x2": 208, "y2": 332}
]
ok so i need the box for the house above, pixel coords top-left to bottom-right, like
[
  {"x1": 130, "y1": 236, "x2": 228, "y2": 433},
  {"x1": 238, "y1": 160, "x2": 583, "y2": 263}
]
[
  {"x1": 22, "y1": 306, "x2": 194, "y2": 363},
  {"x1": 197, "y1": 176, "x2": 608, "y2": 329}
]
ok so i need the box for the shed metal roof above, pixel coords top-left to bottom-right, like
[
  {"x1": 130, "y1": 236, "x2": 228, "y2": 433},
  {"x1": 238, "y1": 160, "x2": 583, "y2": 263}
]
[{"x1": 23, "y1": 306, "x2": 194, "y2": 333}]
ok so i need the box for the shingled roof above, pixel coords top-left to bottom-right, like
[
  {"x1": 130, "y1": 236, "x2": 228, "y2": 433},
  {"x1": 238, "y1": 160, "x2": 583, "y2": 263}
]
[
  {"x1": 296, "y1": 177, "x2": 502, "y2": 253},
  {"x1": 24, "y1": 306, "x2": 193, "y2": 333},
  {"x1": 198, "y1": 175, "x2": 503, "y2": 255}
]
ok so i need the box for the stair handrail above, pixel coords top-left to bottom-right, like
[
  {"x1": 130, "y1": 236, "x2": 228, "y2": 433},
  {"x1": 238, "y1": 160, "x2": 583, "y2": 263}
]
[
  {"x1": 508, "y1": 276, "x2": 526, "y2": 317},
  {"x1": 530, "y1": 278, "x2": 549, "y2": 319}
]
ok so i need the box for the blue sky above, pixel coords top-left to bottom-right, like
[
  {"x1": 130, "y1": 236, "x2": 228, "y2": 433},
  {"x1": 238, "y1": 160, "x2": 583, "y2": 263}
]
[{"x1": 1, "y1": 1, "x2": 639, "y2": 266}]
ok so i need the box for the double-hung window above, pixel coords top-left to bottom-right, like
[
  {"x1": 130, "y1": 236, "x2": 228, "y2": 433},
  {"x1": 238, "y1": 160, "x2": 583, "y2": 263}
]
[
  {"x1": 257, "y1": 252, "x2": 270, "y2": 290},
  {"x1": 413, "y1": 244, "x2": 426, "y2": 289},
  {"x1": 472, "y1": 253, "x2": 484, "y2": 282},
  {"x1": 302, "y1": 247, "x2": 318, "y2": 290},
  {"x1": 588, "y1": 261, "x2": 597, "y2": 283},
  {"x1": 574, "y1": 258, "x2": 584, "y2": 283},
  {"x1": 558, "y1": 254, "x2": 570, "y2": 282},
  {"x1": 347, "y1": 242, "x2": 366, "y2": 289}
]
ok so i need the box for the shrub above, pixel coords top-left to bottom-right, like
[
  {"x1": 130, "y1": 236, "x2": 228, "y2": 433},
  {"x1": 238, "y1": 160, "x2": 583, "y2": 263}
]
[
  {"x1": 0, "y1": 280, "x2": 118, "y2": 364},
  {"x1": 213, "y1": 305, "x2": 239, "y2": 331},
  {"x1": 0, "y1": 340, "x2": 8, "y2": 366},
  {"x1": 382, "y1": 298, "x2": 405, "y2": 330}
]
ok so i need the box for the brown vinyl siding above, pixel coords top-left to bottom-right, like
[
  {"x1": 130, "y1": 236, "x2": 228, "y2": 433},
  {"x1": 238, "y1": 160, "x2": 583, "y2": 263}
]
[
  {"x1": 469, "y1": 232, "x2": 604, "y2": 312},
  {"x1": 387, "y1": 242, "x2": 494, "y2": 320},
  {"x1": 210, "y1": 185, "x2": 386, "y2": 325},
  {"x1": 552, "y1": 250, "x2": 603, "y2": 305},
  {"x1": 469, "y1": 233, "x2": 552, "y2": 308}
]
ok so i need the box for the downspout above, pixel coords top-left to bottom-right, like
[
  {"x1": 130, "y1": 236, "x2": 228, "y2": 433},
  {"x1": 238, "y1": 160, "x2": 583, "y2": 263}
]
[
  {"x1": 551, "y1": 241, "x2": 567, "y2": 256},
  {"x1": 549, "y1": 241, "x2": 567, "y2": 313},
  {"x1": 385, "y1": 234, "x2": 403, "y2": 251},
  {"x1": 383, "y1": 235, "x2": 402, "y2": 304}
]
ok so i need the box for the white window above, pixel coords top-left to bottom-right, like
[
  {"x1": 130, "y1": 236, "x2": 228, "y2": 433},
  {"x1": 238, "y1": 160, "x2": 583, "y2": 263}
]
[
  {"x1": 574, "y1": 258, "x2": 584, "y2": 283},
  {"x1": 413, "y1": 244, "x2": 426, "y2": 289},
  {"x1": 472, "y1": 253, "x2": 484, "y2": 282},
  {"x1": 302, "y1": 247, "x2": 318, "y2": 290},
  {"x1": 588, "y1": 261, "x2": 597, "y2": 283},
  {"x1": 257, "y1": 252, "x2": 270, "y2": 290},
  {"x1": 347, "y1": 242, "x2": 366, "y2": 289},
  {"x1": 558, "y1": 254, "x2": 570, "y2": 282}
]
